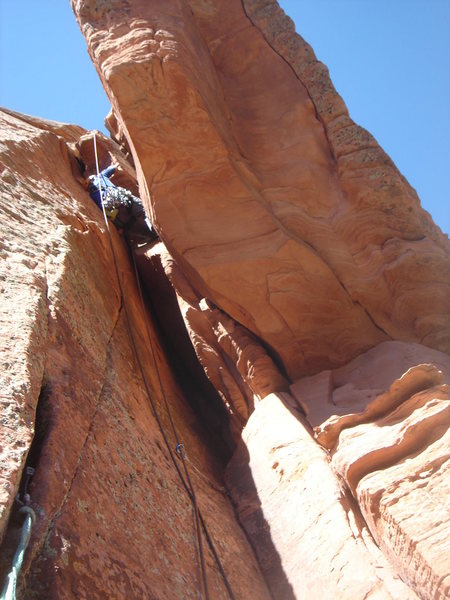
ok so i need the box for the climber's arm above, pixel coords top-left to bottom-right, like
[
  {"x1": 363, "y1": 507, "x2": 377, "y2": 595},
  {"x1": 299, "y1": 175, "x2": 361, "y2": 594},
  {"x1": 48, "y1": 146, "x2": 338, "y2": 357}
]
[{"x1": 101, "y1": 163, "x2": 119, "y2": 178}]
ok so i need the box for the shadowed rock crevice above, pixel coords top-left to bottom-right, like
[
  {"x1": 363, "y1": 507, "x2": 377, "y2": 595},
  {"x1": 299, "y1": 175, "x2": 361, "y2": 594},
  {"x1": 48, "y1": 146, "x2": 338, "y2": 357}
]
[
  {"x1": 19, "y1": 382, "x2": 53, "y2": 495},
  {"x1": 226, "y1": 440, "x2": 296, "y2": 600},
  {"x1": 133, "y1": 245, "x2": 236, "y2": 461}
]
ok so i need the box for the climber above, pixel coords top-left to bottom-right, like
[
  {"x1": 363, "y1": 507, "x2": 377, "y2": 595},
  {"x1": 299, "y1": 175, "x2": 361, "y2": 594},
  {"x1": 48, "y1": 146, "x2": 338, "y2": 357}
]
[{"x1": 86, "y1": 163, "x2": 157, "y2": 246}]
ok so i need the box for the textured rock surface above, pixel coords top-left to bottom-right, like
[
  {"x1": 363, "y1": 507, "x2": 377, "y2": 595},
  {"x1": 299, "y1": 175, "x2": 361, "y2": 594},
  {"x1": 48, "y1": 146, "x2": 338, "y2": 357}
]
[
  {"x1": 290, "y1": 340, "x2": 450, "y2": 428},
  {"x1": 0, "y1": 109, "x2": 270, "y2": 599},
  {"x1": 1, "y1": 0, "x2": 449, "y2": 597},
  {"x1": 356, "y1": 427, "x2": 450, "y2": 600},
  {"x1": 71, "y1": 0, "x2": 449, "y2": 387},
  {"x1": 291, "y1": 341, "x2": 450, "y2": 599},
  {"x1": 143, "y1": 241, "x2": 289, "y2": 433},
  {"x1": 226, "y1": 393, "x2": 416, "y2": 599}
]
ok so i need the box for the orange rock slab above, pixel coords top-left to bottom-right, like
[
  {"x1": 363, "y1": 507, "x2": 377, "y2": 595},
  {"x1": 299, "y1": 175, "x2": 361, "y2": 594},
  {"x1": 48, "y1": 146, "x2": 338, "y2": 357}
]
[
  {"x1": 226, "y1": 393, "x2": 415, "y2": 599},
  {"x1": 71, "y1": 0, "x2": 450, "y2": 382},
  {"x1": 357, "y1": 428, "x2": 450, "y2": 600}
]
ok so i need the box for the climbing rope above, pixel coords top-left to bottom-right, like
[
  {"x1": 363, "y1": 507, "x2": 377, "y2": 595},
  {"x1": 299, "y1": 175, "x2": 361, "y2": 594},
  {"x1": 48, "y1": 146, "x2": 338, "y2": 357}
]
[
  {"x1": 0, "y1": 507, "x2": 36, "y2": 600},
  {"x1": 130, "y1": 252, "x2": 210, "y2": 600},
  {"x1": 131, "y1": 251, "x2": 235, "y2": 599},
  {"x1": 92, "y1": 133, "x2": 235, "y2": 600}
]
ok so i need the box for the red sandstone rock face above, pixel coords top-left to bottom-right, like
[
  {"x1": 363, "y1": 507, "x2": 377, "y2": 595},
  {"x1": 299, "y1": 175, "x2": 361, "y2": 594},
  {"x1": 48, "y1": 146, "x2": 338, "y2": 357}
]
[
  {"x1": 2, "y1": 0, "x2": 450, "y2": 598},
  {"x1": 71, "y1": 0, "x2": 449, "y2": 388},
  {"x1": 289, "y1": 341, "x2": 450, "y2": 599},
  {"x1": 226, "y1": 342, "x2": 450, "y2": 599},
  {"x1": 144, "y1": 241, "x2": 289, "y2": 434},
  {"x1": 0, "y1": 109, "x2": 270, "y2": 599}
]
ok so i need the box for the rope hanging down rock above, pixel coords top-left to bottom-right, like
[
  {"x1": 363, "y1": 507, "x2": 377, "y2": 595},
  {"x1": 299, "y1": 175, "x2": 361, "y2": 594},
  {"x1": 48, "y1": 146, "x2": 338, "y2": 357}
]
[
  {"x1": 92, "y1": 133, "x2": 235, "y2": 600},
  {"x1": 0, "y1": 507, "x2": 36, "y2": 600}
]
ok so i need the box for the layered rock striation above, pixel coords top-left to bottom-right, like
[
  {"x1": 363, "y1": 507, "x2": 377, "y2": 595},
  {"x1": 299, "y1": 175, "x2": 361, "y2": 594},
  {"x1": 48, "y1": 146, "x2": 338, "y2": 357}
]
[
  {"x1": 71, "y1": 0, "x2": 449, "y2": 391},
  {"x1": 295, "y1": 342, "x2": 450, "y2": 600}
]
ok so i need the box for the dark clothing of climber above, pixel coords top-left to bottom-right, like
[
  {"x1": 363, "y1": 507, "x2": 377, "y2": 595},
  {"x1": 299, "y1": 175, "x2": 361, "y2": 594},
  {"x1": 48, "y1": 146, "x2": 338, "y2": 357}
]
[{"x1": 87, "y1": 165, "x2": 157, "y2": 246}]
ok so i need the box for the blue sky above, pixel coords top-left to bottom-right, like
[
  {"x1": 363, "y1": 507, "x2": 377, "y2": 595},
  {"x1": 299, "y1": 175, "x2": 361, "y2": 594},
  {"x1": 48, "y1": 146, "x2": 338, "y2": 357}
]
[{"x1": 0, "y1": 1, "x2": 448, "y2": 233}]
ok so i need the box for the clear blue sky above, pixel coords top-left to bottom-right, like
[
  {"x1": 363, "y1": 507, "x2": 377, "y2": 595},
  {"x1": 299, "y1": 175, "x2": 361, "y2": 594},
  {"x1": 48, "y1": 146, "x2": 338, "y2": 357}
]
[{"x1": 0, "y1": 1, "x2": 448, "y2": 234}]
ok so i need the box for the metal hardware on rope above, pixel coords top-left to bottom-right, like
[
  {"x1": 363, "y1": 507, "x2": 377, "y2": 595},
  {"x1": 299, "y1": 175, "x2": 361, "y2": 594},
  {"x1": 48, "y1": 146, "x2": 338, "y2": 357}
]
[
  {"x1": 16, "y1": 467, "x2": 35, "y2": 508},
  {"x1": 175, "y1": 443, "x2": 186, "y2": 459},
  {"x1": 0, "y1": 507, "x2": 36, "y2": 600}
]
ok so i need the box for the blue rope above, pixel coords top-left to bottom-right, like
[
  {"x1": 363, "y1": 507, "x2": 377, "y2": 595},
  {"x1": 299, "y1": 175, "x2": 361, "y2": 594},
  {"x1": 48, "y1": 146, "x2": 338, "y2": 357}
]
[{"x1": 0, "y1": 507, "x2": 36, "y2": 600}]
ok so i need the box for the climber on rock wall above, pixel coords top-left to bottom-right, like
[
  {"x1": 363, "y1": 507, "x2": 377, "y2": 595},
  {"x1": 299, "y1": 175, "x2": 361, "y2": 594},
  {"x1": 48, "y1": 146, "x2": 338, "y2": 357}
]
[
  {"x1": 87, "y1": 163, "x2": 119, "y2": 210},
  {"x1": 86, "y1": 163, "x2": 157, "y2": 247}
]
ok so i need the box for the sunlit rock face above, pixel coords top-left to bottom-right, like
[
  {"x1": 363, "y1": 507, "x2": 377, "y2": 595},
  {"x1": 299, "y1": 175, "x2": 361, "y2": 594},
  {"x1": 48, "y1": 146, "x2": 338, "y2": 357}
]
[
  {"x1": 226, "y1": 392, "x2": 419, "y2": 600},
  {"x1": 0, "y1": 0, "x2": 448, "y2": 598},
  {"x1": 0, "y1": 109, "x2": 270, "y2": 599},
  {"x1": 227, "y1": 341, "x2": 450, "y2": 599},
  {"x1": 298, "y1": 342, "x2": 450, "y2": 600},
  {"x1": 71, "y1": 0, "x2": 449, "y2": 390}
]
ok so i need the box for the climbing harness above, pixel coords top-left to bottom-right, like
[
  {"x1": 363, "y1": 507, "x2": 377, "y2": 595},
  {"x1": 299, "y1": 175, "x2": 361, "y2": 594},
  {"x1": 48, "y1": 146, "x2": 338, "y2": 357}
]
[
  {"x1": 0, "y1": 468, "x2": 36, "y2": 600},
  {"x1": 92, "y1": 133, "x2": 235, "y2": 600}
]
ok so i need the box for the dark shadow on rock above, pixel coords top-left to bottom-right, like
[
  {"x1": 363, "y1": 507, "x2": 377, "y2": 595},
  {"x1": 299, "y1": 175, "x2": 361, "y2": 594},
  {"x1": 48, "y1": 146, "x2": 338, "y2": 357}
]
[
  {"x1": 133, "y1": 244, "x2": 235, "y2": 463},
  {"x1": 225, "y1": 438, "x2": 296, "y2": 600}
]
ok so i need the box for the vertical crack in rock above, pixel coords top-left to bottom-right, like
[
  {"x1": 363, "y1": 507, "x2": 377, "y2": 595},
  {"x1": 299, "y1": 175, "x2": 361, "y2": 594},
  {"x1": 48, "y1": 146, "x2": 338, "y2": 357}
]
[
  {"x1": 355, "y1": 301, "x2": 390, "y2": 338},
  {"x1": 0, "y1": 377, "x2": 48, "y2": 586},
  {"x1": 47, "y1": 304, "x2": 123, "y2": 526},
  {"x1": 234, "y1": 1, "x2": 397, "y2": 340},
  {"x1": 134, "y1": 246, "x2": 237, "y2": 456},
  {"x1": 187, "y1": 1, "x2": 365, "y2": 319},
  {"x1": 143, "y1": 243, "x2": 290, "y2": 432},
  {"x1": 1, "y1": 107, "x2": 274, "y2": 598},
  {"x1": 21, "y1": 382, "x2": 52, "y2": 488},
  {"x1": 239, "y1": 0, "x2": 338, "y2": 164},
  {"x1": 15, "y1": 300, "x2": 123, "y2": 597}
]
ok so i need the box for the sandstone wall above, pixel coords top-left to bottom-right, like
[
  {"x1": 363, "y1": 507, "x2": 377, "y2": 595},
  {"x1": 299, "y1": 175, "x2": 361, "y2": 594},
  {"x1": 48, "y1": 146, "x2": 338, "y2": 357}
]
[
  {"x1": 302, "y1": 343, "x2": 450, "y2": 600},
  {"x1": 0, "y1": 109, "x2": 269, "y2": 599},
  {"x1": 71, "y1": 0, "x2": 449, "y2": 393},
  {"x1": 1, "y1": 0, "x2": 449, "y2": 597},
  {"x1": 227, "y1": 343, "x2": 449, "y2": 599}
]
